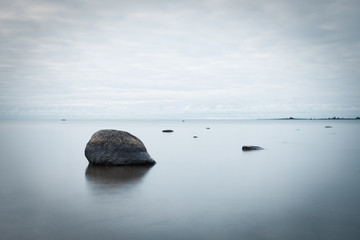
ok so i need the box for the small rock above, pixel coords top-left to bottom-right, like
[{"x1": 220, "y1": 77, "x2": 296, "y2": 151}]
[
  {"x1": 162, "y1": 130, "x2": 174, "y2": 133},
  {"x1": 193, "y1": 136, "x2": 198, "y2": 138},
  {"x1": 85, "y1": 129, "x2": 156, "y2": 166},
  {"x1": 242, "y1": 146, "x2": 264, "y2": 151},
  {"x1": 325, "y1": 126, "x2": 333, "y2": 128}
]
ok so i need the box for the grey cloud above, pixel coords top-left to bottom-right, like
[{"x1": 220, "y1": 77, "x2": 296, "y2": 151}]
[{"x1": 1, "y1": 0, "x2": 360, "y2": 119}]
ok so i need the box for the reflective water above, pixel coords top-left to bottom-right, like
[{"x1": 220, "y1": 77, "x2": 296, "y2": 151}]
[{"x1": 0, "y1": 119, "x2": 359, "y2": 240}]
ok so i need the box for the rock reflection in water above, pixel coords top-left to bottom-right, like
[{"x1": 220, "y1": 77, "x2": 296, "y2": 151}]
[{"x1": 85, "y1": 164, "x2": 153, "y2": 191}]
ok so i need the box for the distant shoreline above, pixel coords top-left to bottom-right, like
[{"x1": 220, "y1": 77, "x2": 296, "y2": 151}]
[
  {"x1": 261, "y1": 117, "x2": 360, "y2": 121},
  {"x1": 0, "y1": 117, "x2": 359, "y2": 121}
]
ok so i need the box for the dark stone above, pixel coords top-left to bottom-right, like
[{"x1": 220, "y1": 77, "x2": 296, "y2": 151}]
[
  {"x1": 242, "y1": 146, "x2": 264, "y2": 151},
  {"x1": 85, "y1": 129, "x2": 156, "y2": 166},
  {"x1": 325, "y1": 126, "x2": 333, "y2": 128},
  {"x1": 193, "y1": 136, "x2": 198, "y2": 138},
  {"x1": 162, "y1": 129, "x2": 174, "y2": 133}
]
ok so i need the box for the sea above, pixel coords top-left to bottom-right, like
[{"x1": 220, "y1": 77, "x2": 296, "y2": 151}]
[{"x1": 0, "y1": 119, "x2": 359, "y2": 240}]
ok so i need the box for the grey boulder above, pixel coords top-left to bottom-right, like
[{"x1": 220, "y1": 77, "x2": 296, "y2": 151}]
[{"x1": 85, "y1": 129, "x2": 156, "y2": 166}]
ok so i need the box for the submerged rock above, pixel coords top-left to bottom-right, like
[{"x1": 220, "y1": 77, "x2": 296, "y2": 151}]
[
  {"x1": 162, "y1": 129, "x2": 174, "y2": 133},
  {"x1": 85, "y1": 129, "x2": 156, "y2": 166},
  {"x1": 242, "y1": 146, "x2": 264, "y2": 151}
]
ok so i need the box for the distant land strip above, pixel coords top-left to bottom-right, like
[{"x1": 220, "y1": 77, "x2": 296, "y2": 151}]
[{"x1": 259, "y1": 117, "x2": 360, "y2": 120}]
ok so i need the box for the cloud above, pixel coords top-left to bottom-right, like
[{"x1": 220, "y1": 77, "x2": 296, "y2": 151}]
[{"x1": 1, "y1": 0, "x2": 360, "y2": 119}]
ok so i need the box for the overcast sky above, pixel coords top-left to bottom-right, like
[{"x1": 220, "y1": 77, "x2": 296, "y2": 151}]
[{"x1": 1, "y1": 0, "x2": 359, "y2": 119}]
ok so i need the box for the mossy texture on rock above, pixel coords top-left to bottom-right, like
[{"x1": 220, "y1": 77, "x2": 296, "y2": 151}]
[{"x1": 85, "y1": 129, "x2": 156, "y2": 166}]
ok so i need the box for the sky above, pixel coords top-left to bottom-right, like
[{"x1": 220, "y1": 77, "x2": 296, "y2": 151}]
[{"x1": 1, "y1": 0, "x2": 360, "y2": 119}]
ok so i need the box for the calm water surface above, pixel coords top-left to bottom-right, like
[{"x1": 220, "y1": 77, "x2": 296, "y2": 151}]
[{"x1": 0, "y1": 119, "x2": 359, "y2": 240}]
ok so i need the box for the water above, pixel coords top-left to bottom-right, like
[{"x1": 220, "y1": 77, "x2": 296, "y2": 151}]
[{"x1": 0, "y1": 119, "x2": 359, "y2": 240}]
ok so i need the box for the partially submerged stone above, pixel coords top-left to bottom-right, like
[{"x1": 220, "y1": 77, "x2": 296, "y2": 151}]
[
  {"x1": 242, "y1": 146, "x2": 264, "y2": 151},
  {"x1": 85, "y1": 129, "x2": 156, "y2": 166},
  {"x1": 162, "y1": 129, "x2": 174, "y2": 133}
]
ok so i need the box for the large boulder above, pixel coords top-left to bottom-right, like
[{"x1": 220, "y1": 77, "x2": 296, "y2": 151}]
[{"x1": 85, "y1": 129, "x2": 156, "y2": 166}]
